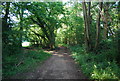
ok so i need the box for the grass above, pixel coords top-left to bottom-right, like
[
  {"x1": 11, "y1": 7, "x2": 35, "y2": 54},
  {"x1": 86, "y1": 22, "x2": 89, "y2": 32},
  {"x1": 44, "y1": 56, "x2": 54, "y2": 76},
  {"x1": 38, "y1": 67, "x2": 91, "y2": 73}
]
[
  {"x1": 69, "y1": 45, "x2": 120, "y2": 80},
  {"x1": 2, "y1": 48, "x2": 51, "y2": 78}
]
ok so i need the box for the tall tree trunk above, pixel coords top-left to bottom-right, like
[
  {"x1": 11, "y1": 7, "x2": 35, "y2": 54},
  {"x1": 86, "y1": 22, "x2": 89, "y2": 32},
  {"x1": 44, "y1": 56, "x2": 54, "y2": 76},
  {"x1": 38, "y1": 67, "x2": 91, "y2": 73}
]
[
  {"x1": 82, "y1": 2, "x2": 91, "y2": 51},
  {"x1": 88, "y1": 2, "x2": 92, "y2": 50},
  {"x1": 95, "y1": 2, "x2": 103, "y2": 50},
  {"x1": 19, "y1": 6, "x2": 24, "y2": 48},
  {"x1": 82, "y1": 2, "x2": 88, "y2": 51},
  {"x1": 49, "y1": 27, "x2": 55, "y2": 49},
  {"x1": 2, "y1": 2, "x2": 10, "y2": 44},
  {"x1": 103, "y1": 3, "x2": 109, "y2": 39}
]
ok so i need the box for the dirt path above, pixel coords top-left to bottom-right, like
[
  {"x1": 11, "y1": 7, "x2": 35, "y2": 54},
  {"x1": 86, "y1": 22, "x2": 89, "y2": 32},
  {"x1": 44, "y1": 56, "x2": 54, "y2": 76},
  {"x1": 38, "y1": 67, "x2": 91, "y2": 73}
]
[{"x1": 12, "y1": 47, "x2": 86, "y2": 79}]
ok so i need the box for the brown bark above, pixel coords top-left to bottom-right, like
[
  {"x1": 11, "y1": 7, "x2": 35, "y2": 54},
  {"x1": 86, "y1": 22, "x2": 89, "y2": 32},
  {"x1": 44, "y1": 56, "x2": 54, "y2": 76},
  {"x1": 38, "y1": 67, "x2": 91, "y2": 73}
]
[
  {"x1": 103, "y1": 3, "x2": 109, "y2": 39},
  {"x1": 2, "y1": 2, "x2": 10, "y2": 44},
  {"x1": 88, "y1": 2, "x2": 92, "y2": 50},
  {"x1": 95, "y1": 2, "x2": 103, "y2": 49},
  {"x1": 82, "y1": 2, "x2": 91, "y2": 51}
]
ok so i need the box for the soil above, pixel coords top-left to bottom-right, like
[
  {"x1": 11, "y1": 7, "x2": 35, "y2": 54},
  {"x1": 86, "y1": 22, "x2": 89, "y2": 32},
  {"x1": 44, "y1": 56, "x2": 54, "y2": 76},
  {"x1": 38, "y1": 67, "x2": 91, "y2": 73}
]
[{"x1": 11, "y1": 46, "x2": 87, "y2": 79}]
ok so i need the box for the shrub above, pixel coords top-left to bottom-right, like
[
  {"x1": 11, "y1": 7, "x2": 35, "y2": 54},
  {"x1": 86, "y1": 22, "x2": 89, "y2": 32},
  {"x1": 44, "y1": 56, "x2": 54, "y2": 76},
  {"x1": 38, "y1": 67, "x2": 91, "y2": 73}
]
[
  {"x1": 2, "y1": 49, "x2": 51, "y2": 78},
  {"x1": 69, "y1": 45, "x2": 120, "y2": 79}
]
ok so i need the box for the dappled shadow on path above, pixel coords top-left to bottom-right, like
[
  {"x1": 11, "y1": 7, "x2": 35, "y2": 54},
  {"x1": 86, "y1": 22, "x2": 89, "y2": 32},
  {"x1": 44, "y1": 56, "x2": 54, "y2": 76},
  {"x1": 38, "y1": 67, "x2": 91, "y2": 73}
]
[{"x1": 11, "y1": 46, "x2": 87, "y2": 79}]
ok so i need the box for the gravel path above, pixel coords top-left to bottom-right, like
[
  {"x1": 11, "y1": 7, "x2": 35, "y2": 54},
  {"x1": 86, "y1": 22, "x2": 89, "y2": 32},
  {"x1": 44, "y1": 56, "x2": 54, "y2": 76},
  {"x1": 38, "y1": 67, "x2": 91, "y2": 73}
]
[{"x1": 11, "y1": 47, "x2": 86, "y2": 79}]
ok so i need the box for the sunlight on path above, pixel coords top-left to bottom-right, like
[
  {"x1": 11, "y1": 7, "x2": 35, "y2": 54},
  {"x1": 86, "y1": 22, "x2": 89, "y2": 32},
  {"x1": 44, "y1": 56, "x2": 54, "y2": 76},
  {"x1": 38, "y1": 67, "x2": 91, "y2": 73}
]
[{"x1": 25, "y1": 47, "x2": 86, "y2": 79}]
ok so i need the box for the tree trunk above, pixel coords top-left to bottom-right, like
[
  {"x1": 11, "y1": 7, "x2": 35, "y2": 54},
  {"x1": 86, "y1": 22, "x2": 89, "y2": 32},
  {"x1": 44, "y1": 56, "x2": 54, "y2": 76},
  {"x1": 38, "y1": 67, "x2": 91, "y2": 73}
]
[
  {"x1": 82, "y1": 2, "x2": 91, "y2": 52},
  {"x1": 49, "y1": 26, "x2": 55, "y2": 50},
  {"x1": 103, "y1": 3, "x2": 109, "y2": 39},
  {"x1": 95, "y1": 2, "x2": 103, "y2": 50},
  {"x1": 19, "y1": 7, "x2": 24, "y2": 48},
  {"x1": 88, "y1": 2, "x2": 92, "y2": 50},
  {"x1": 2, "y1": 2, "x2": 10, "y2": 44}
]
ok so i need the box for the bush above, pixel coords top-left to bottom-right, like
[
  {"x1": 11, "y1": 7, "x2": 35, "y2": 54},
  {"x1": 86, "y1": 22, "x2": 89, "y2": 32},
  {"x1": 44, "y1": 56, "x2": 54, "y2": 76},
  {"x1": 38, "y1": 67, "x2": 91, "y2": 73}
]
[
  {"x1": 69, "y1": 45, "x2": 120, "y2": 79},
  {"x1": 2, "y1": 49, "x2": 51, "y2": 78}
]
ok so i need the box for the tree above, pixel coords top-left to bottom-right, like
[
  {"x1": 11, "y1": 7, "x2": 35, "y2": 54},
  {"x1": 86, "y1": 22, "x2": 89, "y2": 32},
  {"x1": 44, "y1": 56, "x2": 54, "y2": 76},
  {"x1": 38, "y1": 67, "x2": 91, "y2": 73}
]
[
  {"x1": 94, "y1": 2, "x2": 103, "y2": 50},
  {"x1": 26, "y1": 2, "x2": 64, "y2": 49},
  {"x1": 82, "y1": 2, "x2": 92, "y2": 51},
  {"x1": 103, "y1": 3, "x2": 109, "y2": 39},
  {"x1": 2, "y1": 2, "x2": 10, "y2": 44},
  {"x1": 13, "y1": 2, "x2": 28, "y2": 48}
]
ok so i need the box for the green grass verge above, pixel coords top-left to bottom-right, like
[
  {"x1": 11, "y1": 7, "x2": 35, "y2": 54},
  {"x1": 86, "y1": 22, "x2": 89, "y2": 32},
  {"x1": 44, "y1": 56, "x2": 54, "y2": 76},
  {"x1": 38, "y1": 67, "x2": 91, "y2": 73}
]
[
  {"x1": 2, "y1": 49, "x2": 51, "y2": 78},
  {"x1": 69, "y1": 45, "x2": 120, "y2": 79}
]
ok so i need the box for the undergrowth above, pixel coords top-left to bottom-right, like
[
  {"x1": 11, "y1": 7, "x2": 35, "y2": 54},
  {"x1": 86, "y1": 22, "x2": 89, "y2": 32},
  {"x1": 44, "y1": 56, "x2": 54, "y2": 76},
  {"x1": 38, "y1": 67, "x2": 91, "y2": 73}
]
[
  {"x1": 69, "y1": 45, "x2": 120, "y2": 80},
  {"x1": 2, "y1": 49, "x2": 51, "y2": 78}
]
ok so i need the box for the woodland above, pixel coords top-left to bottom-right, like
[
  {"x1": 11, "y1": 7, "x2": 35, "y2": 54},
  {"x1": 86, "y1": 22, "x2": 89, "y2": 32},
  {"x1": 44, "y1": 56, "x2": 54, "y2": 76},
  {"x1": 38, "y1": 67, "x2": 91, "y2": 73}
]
[{"x1": 1, "y1": 1, "x2": 120, "y2": 79}]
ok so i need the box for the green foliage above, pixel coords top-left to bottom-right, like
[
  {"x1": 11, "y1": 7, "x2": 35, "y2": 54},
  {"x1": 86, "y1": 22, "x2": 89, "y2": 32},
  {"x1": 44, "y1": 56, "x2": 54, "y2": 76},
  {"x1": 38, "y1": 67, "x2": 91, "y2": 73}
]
[
  {"x1": 56, "y1": 3, "x2": 84, "y2": 45},
  {"x1": 69, "y1": 45, "x2": 120, "y2": 79},
  {"x1": 2, "y1": 2, "x2": 119, "y2": 80},
  {"x1": 2, "y1": 30, "x2": 22, "y2": 57},
  {"x1": 2, "y1": 49, "x2": 51, "y2": 78},
  {"x1": 24, "y1": 2, "x2": 65, "y2": 49}
]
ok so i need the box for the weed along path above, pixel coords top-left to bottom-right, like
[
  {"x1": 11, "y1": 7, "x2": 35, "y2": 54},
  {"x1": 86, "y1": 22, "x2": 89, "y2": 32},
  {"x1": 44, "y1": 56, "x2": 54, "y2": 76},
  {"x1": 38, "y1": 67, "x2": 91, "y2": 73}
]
[{"x1": 12, "y1": 46, "x2": 86, "y2": 79}]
